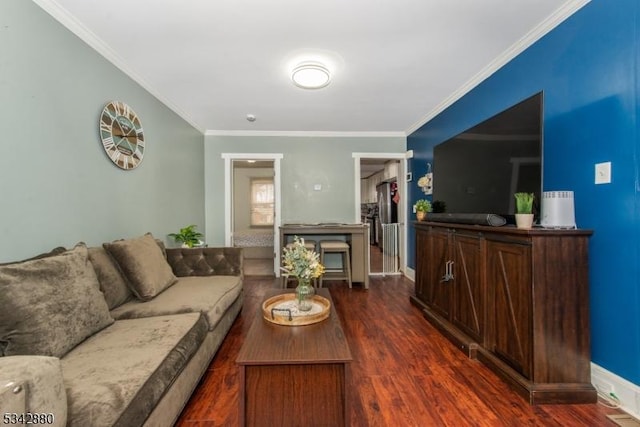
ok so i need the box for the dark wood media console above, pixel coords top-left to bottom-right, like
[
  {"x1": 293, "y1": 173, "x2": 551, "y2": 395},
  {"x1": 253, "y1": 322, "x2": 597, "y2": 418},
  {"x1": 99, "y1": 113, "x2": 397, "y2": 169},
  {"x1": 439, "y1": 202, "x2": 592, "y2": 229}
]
[{"x1": 411, "y1": 221, "x2": 596, "y2": 404}]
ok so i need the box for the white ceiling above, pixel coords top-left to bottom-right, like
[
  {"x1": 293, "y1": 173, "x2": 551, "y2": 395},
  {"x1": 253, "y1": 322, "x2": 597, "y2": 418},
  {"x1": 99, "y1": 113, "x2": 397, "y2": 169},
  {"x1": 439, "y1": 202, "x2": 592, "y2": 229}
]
[{"x1": 35, "y1": 0, "x2": 587, "y2": 135}]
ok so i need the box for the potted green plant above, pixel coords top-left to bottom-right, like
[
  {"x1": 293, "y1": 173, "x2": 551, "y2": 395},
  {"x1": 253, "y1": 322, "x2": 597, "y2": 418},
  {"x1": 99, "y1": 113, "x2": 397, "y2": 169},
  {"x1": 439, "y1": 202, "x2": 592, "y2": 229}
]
[
  {"x1": 168, "y1": 224, "x2": 204, "y2": 248},
  {"x1": 414, "y1": 199, "x2": 432, "y2": 221},
  {"x1": 514, "y1": 192, "x2": 534, "y2": 229}
]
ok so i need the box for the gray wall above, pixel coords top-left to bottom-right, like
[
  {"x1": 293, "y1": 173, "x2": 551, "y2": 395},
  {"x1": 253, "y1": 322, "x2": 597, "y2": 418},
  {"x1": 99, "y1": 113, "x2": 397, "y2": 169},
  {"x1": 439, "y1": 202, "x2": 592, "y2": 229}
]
[
  {"x1": 205, "y1": 135, "x2": 406, "y2": 245},
  {"x1": 0, "y1": 1, "x2": 205, "y2": 261}
]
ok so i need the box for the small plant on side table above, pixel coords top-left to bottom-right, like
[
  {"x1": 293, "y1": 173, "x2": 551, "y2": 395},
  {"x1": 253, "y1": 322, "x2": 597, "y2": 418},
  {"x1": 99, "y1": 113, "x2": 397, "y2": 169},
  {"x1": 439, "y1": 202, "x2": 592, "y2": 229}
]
[
  {"x1": 414, "y1": 199, "x2": 432, "y2": 221},
  {"x1": 514, "y1": 192, "x2": 534, "y2": 214},
  {"x1": 169, "y1": 224, "x2": 204, "y2": 248},
  {"x1": 514, "y1": 192, "x2": 534, "y2": 229}
]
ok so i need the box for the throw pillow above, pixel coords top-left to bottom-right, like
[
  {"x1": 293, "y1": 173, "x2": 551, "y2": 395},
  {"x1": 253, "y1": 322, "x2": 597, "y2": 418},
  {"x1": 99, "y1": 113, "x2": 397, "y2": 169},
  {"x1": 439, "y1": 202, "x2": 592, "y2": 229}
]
[
  {"x1": 103, "y1": 233, "x2": 177, "y2": 301},
  {"x1": 0, "y1": 243, "x2": 114, "y2": 358},
  {"x1": 88, "y1": 246, "x2": 132, "y2": 310},
  {"x1": 0, "y1": 246, "x2": 66, "y2": 266}
]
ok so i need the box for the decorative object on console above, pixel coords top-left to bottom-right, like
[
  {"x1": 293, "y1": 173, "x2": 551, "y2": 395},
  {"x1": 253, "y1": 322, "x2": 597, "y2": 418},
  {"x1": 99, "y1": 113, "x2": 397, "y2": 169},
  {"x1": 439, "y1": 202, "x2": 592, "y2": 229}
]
[
  {"x1": 432, "y1": 200, "x2": 446, "y2": 213},
  {"x1": 417, "y1": 163, "x2": 433, "y2": 195},
  {"x1": 414, "y1": 199, "x2": 432, "y2": 221},
  {"x1": 168, "y1": 224, "x2": 204, "y2": 248},
  {"x1": 99, "y1": 101, "x2": 144, "y2": 170},
  {"x1": 280, "y1": 236, "x2": 324, "y2": 311},
  {"x1": 540, "y1": 191, "x2": 576, "y2": 229},
  {"x1": 262, "y1": 293, "x2": 331, "y2": 326},
  {"x1": 514, "y1": 192, "x2": 535, "y2": 229}
]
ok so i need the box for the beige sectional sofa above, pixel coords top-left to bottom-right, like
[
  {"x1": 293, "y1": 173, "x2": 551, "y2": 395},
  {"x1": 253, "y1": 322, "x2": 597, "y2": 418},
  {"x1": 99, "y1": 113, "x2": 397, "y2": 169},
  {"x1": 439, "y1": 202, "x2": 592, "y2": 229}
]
[{"x1": 0, "y1": 233, "x2": 243, "y2": 427}]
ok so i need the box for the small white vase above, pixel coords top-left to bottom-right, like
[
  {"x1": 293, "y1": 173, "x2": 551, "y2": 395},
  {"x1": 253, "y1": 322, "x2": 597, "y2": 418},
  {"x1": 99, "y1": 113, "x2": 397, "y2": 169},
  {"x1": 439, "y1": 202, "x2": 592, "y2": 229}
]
[{"x1": 515, "y1": 213, "x2": 534, "y2": 229}]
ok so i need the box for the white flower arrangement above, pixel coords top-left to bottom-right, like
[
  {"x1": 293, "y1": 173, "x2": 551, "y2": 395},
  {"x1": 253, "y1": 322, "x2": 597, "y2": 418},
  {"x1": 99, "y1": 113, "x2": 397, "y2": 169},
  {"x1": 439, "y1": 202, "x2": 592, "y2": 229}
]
[{"x1": 281, "y1": 236, "x2": 325, "y2": 281}]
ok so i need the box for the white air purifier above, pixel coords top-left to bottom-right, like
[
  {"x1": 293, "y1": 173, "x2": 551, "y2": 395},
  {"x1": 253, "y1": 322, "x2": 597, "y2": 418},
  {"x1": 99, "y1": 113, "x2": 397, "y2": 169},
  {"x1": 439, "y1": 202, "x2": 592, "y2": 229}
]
[{"x1": 540, "y1": 191, "x2": 576, "y2": 229}]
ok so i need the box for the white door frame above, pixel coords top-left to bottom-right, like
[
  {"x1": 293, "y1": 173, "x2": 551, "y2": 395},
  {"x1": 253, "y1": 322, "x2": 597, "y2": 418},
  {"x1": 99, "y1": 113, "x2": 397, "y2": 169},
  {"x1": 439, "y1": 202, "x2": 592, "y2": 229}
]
[
  {"x1": 222, "y1": 153, "x2": 283, "y2": 276},
  {"x1": 352, "y1": 152, "x2": 413, "y2": 275}
]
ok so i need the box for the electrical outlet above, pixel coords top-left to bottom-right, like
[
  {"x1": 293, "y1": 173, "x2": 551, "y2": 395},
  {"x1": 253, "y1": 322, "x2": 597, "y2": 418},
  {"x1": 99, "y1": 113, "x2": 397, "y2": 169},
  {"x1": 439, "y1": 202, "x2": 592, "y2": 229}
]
[
  {"x1": 593, "y1": 378, "x2": 615, "y2": 395},
  {"x1": 595, "y1": 162, "x2": 612, "y2": 184}
]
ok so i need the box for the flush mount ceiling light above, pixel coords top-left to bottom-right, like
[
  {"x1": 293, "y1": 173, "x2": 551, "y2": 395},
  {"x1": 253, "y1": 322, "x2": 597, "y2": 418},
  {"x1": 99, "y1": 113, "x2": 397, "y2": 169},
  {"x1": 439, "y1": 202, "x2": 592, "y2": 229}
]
[{"x1": 291, "y1": 62, "x2": 331, "y2": 89}]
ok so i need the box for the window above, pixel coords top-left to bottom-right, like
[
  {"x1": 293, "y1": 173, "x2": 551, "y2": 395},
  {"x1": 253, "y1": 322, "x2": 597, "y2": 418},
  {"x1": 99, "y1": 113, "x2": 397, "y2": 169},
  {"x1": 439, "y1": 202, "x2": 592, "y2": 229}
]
[{"x1": 250, "y1": 178, "x2": 274, "y2": 226}]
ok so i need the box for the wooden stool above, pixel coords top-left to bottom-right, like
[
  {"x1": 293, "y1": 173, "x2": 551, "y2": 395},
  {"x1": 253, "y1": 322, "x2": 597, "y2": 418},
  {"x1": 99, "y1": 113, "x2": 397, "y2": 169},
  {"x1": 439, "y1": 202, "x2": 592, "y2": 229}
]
[
  {"x1": 281, "y1": 240, "x2": 317, "y2": 288},
  {"x1": 319, "y1": 240, "x2": 352, "y2": 288}
]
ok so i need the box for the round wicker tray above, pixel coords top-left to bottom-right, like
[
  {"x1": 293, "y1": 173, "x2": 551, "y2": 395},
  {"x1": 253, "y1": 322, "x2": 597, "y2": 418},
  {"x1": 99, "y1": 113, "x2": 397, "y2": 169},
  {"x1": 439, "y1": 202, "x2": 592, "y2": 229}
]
[{"x1": 262, "y1": 293, "x2": 331, "y2": 326}]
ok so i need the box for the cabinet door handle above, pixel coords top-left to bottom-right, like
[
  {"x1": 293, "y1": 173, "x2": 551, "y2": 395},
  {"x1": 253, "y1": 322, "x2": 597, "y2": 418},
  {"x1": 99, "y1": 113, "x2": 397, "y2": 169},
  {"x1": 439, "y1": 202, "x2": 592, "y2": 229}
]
[
  {"x1": 440, "y1": 260, "x2": 454, "y2": 282},
  {"x1": 440, "y1": 260, "x2": 449, "y2": 282},
  {"x1": 440, "y1": 260, "x2": 448, "y2": 282}
]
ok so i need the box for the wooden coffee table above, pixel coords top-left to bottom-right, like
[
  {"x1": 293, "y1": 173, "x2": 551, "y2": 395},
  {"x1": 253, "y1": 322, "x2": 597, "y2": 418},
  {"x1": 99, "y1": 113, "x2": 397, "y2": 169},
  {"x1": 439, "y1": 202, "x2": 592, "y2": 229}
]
[{"x1": 236, "y1": 288, "x2": 352, "y2": 427}]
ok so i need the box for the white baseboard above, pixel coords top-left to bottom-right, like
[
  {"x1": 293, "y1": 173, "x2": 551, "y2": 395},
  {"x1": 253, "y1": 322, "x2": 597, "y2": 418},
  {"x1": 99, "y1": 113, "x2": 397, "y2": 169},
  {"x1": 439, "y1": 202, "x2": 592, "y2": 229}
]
[
  {"x1": 592, "y1": 363, "x2": 640, "y2": 419},
  {"x1": 403, "y1": 268, "x2": 640, "y2": 417},
  {"x1": 404, "y1": 267, "x2": 415, "y2": 282}
]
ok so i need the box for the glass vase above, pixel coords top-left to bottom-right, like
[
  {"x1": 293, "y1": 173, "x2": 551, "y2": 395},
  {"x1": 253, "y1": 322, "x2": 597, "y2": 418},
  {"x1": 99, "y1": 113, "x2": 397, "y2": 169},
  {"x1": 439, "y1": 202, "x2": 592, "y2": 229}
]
[{"x1": 295, "y1": 278, "x2": 315, "y2": 312}]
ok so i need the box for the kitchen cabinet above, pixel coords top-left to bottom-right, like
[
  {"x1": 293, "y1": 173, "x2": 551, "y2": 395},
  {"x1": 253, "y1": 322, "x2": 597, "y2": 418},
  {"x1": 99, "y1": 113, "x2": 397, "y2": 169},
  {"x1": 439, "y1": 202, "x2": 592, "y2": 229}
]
[
  {"x1": 360, "y1": 180, "x2": 368, "y2": 203},
  {"x1": 383, "y1": 161, "x2": 399, "y2": 180},
  {"x1": 411, "y1": 221, "x2": 596, "y2": 404}
]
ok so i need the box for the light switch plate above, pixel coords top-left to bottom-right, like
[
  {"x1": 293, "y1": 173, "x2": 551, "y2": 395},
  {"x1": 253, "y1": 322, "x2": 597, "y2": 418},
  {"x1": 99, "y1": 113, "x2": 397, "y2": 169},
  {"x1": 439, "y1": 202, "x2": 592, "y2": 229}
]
[{"x1": 595, "y1": 162, "x2": 611, "y2": 184}]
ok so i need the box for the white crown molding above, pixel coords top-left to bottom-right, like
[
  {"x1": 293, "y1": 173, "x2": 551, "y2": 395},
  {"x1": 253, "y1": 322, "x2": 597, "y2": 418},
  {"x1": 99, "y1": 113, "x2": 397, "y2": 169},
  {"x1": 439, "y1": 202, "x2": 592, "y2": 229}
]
[
  {"x1": 32, "y1": 0, "x2": 205, "y2": 134},
  {"x1": 205, "y1": 130, "x2": 406, "y2": 138},
  {"x1": 405, "y1": 0, "x2": 591, "y2": 136},
  {"x1": 352, "y1": 152, "x2": 407, "y2": 159}
]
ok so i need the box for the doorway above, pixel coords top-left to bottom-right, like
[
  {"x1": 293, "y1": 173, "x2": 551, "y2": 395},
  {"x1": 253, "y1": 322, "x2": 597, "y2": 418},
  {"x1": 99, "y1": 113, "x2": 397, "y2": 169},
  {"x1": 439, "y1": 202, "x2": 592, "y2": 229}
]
[
  {"x1": 232, "y1": 159, "x2": 275, "y2": 276},
  {"x1": 353, "y1": 153, "x2": 408, "y2": 276},
  {"x1": 222, "y1": 153, "x2": 283, "y2": 276}
]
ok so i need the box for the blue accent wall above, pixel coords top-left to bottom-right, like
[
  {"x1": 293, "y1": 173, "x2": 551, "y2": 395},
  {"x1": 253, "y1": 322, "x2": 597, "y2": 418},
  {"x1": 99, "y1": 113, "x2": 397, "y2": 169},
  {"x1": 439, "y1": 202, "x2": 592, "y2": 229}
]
[{"x1": 407, "y1": 0, "x2": 640, "y2": 385}]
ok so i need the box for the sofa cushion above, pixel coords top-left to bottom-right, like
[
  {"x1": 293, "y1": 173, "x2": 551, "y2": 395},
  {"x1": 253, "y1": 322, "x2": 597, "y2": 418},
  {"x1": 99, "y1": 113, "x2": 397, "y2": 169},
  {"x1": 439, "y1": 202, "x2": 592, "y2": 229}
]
[
  {"x1": 0, "y1": 243, "x2": 114, "y2": 358},
  {"x1": 110, "y1": 275, "x2": 243, "y2": 331},
  {"x1": 103, "y1": 233, "x2": 177, "y2": 301},
  {"x1": 88, "y1": 246, "x2": 132, "y2": 310},
  {"x1": 60, "y1": 313, "x2": 207, "y2": 427}
]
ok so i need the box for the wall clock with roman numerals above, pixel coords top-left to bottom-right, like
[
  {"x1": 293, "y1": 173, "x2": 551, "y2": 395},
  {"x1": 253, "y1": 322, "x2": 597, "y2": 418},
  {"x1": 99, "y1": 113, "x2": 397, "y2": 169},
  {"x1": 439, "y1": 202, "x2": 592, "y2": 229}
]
[{"x1": 99, "y1": 101, "x2": 145, "y2": 170}]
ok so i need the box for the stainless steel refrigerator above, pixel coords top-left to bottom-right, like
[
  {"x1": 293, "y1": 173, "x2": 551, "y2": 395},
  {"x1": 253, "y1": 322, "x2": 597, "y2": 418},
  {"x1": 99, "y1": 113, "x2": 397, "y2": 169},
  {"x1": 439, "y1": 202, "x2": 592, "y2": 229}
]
[{"x1": 376, "y1": 180, "x2": 398, "y2": 252}]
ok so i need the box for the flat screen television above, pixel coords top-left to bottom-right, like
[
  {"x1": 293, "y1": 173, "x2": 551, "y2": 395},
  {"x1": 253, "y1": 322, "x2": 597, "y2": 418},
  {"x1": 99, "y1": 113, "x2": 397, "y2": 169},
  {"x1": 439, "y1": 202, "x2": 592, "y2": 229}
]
[{"x1": 432, "y1": 92, "x2": 543, "y2": 223}]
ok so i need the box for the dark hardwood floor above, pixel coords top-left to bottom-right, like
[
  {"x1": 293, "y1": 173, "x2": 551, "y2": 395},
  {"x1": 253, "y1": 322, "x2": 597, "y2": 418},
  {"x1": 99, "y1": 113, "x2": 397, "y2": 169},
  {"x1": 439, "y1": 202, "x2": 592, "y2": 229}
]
[{"x1": 176, "y1": 274, "x2": 624, "y2": 426}]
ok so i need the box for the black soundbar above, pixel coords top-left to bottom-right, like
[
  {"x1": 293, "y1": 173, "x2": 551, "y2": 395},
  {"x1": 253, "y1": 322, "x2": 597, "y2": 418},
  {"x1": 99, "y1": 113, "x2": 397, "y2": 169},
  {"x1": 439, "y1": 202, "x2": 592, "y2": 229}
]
[{"x1": 424, "y1": 213, "x2": 507, "y2": 227}]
